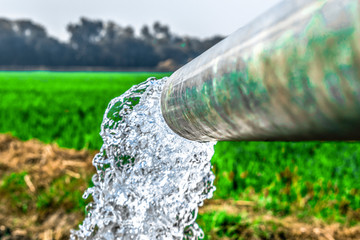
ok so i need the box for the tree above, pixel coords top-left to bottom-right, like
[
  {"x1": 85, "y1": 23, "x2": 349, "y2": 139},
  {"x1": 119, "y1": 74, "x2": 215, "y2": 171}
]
[
  {"x1": 0, "y1": 17, "x2": 224, "y2": 69},
  {"x1": 67, "y1": 18, "x2": 104, "y2": 66}
]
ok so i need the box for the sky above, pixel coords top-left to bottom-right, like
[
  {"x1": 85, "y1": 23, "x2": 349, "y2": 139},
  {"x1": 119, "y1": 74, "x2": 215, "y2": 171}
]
[{"x1": 0, "y1": 0, "x2": 282, "y2": 42}]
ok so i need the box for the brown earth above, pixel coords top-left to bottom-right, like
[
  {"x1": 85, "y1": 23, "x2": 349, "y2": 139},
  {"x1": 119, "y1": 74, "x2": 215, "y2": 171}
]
[
  {"x1": 0, "y1": 134, "x2": 359, "y2": 240},
  {"x1": 200, "y1": 199, "x2": 360, "y2": 240},
  {"x1": 0, "y1": 134, "x2": 96, "y2": 240}
]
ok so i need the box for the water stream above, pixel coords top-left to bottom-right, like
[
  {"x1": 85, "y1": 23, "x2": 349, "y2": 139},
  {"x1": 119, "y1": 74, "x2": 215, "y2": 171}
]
[{"x1": 71, "y1": 77, "x2": 216, "y2": 239}]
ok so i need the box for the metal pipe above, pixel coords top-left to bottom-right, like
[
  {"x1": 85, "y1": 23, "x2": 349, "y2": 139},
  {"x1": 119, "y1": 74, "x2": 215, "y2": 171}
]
[{"x1": 161, "y1": 0, "x2": 360, "y2": 141}]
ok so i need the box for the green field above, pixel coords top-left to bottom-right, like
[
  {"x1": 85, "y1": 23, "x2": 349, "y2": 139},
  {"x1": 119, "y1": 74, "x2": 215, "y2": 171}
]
[
  {"x1": 0, "y1": 71, "x2": 169, "y2": 149},
  {"x1": 0, "y1": 71, "x2": 359, "y2": 238},
  {"x1": 212, "y1": 141, "x2": 360, "y2": 222}
]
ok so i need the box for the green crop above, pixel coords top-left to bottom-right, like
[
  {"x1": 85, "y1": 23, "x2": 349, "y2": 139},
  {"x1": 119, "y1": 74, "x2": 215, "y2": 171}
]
[
  {"x1": 212, "y1": 141, "x2": 360, "y2": 223},
  {"x1": 0, "y1": 71, "x2": 169, "y2": 149},
  {"x1": 0, "y1": 71, "x2": 359, "y2": 226}
]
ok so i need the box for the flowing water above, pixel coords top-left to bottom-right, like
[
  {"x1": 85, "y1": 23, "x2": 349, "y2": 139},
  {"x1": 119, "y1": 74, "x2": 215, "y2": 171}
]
[{"x1": 70, "y1": 77, "x2": 216, "y2": 239}]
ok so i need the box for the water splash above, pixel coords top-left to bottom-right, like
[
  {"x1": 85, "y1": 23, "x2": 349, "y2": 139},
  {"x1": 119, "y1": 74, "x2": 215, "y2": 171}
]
[{"x1": 71, "y1": 77, "x2": 216, "y2": 239}]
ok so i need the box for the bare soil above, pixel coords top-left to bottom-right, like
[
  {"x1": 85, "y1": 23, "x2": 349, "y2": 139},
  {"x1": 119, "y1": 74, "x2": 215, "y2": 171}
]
[
  {"x1": 0, "y1": 134, "x2": 95, "y2": 240},
  {"x1": 0, "y1": 134, "x2": 359, "y2": 240},
  {"x1": 200, "y1": 199, "x2": 360, "y2": 240}
]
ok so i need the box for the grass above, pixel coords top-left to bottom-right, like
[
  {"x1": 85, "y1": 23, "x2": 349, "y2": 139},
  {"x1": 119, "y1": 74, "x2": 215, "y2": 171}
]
[
  {"x1": 0, "y1": 171, "x2": 32, "y2": 212},
  {"x1": 0, "y1": 171, "x2": 93, "y2": 214},
  {"x1": 0, "y1": 71, "x2": 170, "y2": 149},
  {"x1": 0, "y1": 71, "x2": 359, "y2": 237},
  {"x1": 197, "y1": 212, "x2": 245, "y2": 239},
  {"x1": 211, "y1": 141, "x2": 360, "y2": 224}
]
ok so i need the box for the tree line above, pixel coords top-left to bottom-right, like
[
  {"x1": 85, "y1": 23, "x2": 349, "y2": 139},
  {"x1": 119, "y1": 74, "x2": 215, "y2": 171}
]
[{"x1": 0, "y1": 17, "x2": 223, "y2": 70}]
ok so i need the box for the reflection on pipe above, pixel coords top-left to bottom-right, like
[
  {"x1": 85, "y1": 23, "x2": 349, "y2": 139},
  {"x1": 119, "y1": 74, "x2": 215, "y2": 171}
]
[{"x1": 161, "y1": 0, "x2": 360, "y2": 142}]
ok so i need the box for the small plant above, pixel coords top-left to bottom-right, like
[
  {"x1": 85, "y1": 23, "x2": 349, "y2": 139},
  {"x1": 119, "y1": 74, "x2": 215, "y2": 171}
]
[
  {"x1": 36, "y1": 175, "x2": 92, "y2": 212},
  {"x1": 0, "y1": 171, "x2": 32, "y2": 212},
  {"x1": 197, "y1": 212, "x2": 244, "y2": 239}
]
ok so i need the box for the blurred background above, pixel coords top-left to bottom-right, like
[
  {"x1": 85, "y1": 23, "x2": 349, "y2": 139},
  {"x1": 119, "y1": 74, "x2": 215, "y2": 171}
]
[{"x1": 0, "y1": 0, "x2": 359, "y2": 239}]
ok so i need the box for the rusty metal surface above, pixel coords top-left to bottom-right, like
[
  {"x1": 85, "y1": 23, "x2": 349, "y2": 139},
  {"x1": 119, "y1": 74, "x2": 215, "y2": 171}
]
[{"x1": 161, "y1": 0, "x2": 360, "y2": 141}]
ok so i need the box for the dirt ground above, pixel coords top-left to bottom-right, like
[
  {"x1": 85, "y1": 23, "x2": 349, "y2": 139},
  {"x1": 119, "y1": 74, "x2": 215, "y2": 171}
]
[
  {"x1": 0, "y1": 134, "x2": 95, "y2": 240},
  {"x1": 200, "y1": 199, "x2": 360, "y2": 240},
  {"x1": 0, "y1": 134, "x2": 359, "y2": 240}
]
